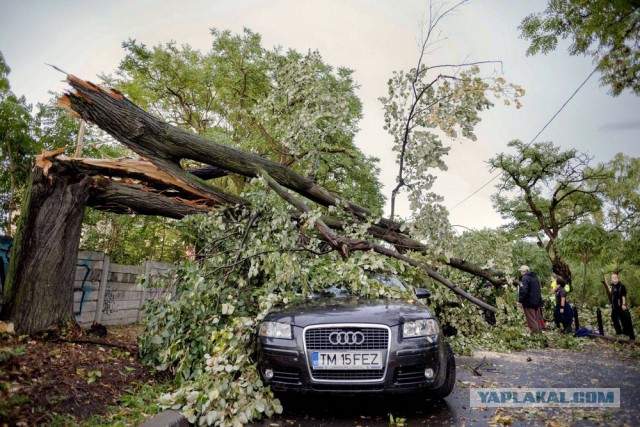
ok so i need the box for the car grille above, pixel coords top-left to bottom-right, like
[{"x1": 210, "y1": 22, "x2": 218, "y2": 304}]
[
  {"x1": 304, "y1": 325, "x2": 390, "y2": 382},
  {"x1": 272, "y1": 369, "x2": 301, "y2": 384},
  {"x1": 305, "y1": 326, "x2": 389, "y2": 350},
  {"x1": 311, "y1": 383, "x2": 385, "y2": 392},
  {"x1": 313, "y1": 370, "x2": 384, "y2": 380}
]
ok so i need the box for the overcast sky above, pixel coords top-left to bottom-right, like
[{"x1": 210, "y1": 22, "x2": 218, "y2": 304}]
[{"x1": 1, "y1": 0, "x2": 639, "y2": 230}]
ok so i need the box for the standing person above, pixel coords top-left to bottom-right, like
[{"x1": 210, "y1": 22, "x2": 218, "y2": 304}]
[
  {"x1": 550, "y1": 273, "x2": 571, "y2": 298},
  {"x1": 553, "y1": 277, "x2": 573, "y2": 333},
  {"x1": 550, "y1": 274, "x2": 561, "y2": 328},
  {"x1": 609, "y1": 273, "x2": 635, "y2": 340},
  {"x1": 549, "y1": 273, "x2": 567, "y2": 328},
  {"x1": 518, "y1": 265, "x2": 543, "y2": 334},
  {"x1": 544, "y1": 273, "x2": 561, "y2": 327},
  {"x1": 550, "y1": 273, "x2": 559, "y2": 297}
]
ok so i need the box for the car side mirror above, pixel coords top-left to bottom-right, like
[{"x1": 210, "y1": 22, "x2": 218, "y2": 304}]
[{"x1": 414, "y1": 288, "x2": 431, "y2": 299}]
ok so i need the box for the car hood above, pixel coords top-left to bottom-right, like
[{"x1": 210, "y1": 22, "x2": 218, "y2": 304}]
[{"x1": 264, "y1": 297, "x2": 433, "y2": 328}]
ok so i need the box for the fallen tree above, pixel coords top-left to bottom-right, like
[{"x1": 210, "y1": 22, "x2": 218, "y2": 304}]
[
  {"x1": 1, "y1": 74, "x2": 508, "y2": 334},
  {"x1": 60, "y1": 75, "x2": 504, "y2": 304}
]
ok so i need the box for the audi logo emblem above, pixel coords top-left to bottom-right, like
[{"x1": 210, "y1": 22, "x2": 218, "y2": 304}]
[{"x1": 328, "y1": 331, "x2": 365, "y2": 345}]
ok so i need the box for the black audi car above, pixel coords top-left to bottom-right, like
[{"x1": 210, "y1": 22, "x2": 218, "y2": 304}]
[{"x1": 257, "y1": 278, "x2": 455, "y2": 397}]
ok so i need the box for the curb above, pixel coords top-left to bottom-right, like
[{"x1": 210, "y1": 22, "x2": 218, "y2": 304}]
[{"x1": 139, "y1": 410, "x2": 188, "y2": 427}]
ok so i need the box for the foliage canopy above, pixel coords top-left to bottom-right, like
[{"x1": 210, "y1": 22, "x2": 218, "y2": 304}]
[
  {"x1": 0, "y1": 52, "x2": 35, "y2": 236},
  {"x1": 488, "y1": 139, "x2": 612, "y2": 280},
  {"x1": 380, "y1": 0, "x2": 525, "y2": 236},
  {"x1": 103, "y1": 28, "x2": 385, "y2": 213},
  {"x1": 519, "y1": 0, "x2": 640, "y2": 96}
]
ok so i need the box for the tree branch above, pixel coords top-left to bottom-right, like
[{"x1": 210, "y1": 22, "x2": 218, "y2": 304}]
[{"x1": 259, "y1": 169, "x2": 497, "y2": 313}]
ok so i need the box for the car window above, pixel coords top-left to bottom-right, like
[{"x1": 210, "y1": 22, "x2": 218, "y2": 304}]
[
  {"x1": 372, "y1": 273, "x2": 407, "y2": 292},
  {"x1": 312, "y1": 285, "x2": 352, "y2": 298}
]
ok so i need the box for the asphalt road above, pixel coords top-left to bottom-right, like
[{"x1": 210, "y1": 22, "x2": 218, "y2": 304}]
[{"x1": 251, "y1": 340, "x2": 640, "y2": 426}]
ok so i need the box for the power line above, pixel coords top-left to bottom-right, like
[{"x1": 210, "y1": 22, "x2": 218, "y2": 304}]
[
  {"x1": 449, "y1": 173, "x2": 501, "y2": 211},
  {"x1": 449, "y1": 66, "x2": 599, "y2": 212},
  {"x1": 525, "y1": 66, "x2": 598, "y2": 147}
]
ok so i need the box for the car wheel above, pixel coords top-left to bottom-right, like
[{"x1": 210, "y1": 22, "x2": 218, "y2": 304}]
[{"x1": 429, "y1": 342, "x2": 455, "y2": 399}]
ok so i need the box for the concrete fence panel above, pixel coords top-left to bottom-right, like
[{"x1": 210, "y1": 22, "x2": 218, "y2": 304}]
[{"x1": 72, "y1": 251, "x2": 175, "y2": 327}]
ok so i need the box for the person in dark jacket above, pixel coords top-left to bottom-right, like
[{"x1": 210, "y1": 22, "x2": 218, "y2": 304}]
[
  {"x1": 518, "y1": 265, "x2": 543, "y2": 334},
  {"x1": 553, "y1": 277, "x2": 573, "y2": 333},
  {"x1": 609, "y1": 273, "x2": 635, "y2": 340}
]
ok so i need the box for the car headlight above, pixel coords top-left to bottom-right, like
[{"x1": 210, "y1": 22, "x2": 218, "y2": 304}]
[
  {"x1": 259, "y1": 321, "x2": 292, "y2": 339},
  {"x1": 403, "y1": 319, "x2": 439, "y2": 338}
]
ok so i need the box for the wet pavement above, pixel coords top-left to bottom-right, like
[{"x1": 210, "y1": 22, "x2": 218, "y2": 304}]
[{"x1": 251, "y1": 340, "x2": 640, "y2": 426}]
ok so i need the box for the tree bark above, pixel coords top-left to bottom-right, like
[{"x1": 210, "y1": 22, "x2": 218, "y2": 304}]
[
  {"x1": 88, "y1": 179, "x2": 212, "y2": 219},
  {"x1": 187, "y1": 165, "x2": 228, "y2": 180},
  {"x1": 0, "y1": 167, "x2": 92, "y2": 334}
]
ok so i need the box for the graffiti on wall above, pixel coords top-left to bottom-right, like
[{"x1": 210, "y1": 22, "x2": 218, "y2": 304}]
[
  {"x1": 74, "y1": 258, "x2": 97, "y2": 316},
  {"x1": 102, "y1": 290, "x2": 125, "y2": 315}
]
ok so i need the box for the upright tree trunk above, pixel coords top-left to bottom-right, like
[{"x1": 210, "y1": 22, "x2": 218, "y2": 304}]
[
  {"x1": 581, "y1": 259, "x2": 588, "y2": 306},
  {"x1": 552, "y1": 256, "x2": 572, "y2": 285},
  {"x1": 7, "y1": 142, "x2": 15, "y2": 237},
  {"x1": 0, "y1": 167, "x2": 92, "y2": 334}
]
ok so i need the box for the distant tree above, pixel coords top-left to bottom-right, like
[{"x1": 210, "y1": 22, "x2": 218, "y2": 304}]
[
  {"x1": 556, "y1": 222, "x2": 610, "y2": 305},
  {"x1": 511, "y1": 240, "x2": 553, "y2": 282},
  {"x1": 380, "y1": 0, "x2": 524, "y2": 245},
  {"x1": 622, "y1": 230, "x2": 640, "y2": 266},
  {"x1": 599, "y1": 153, "x2": 640, "y2": 235},
  {"x1": 489, "y1": 140, "x2": 611, "y2": 283},
  {"x1": 519, "y1": 0, "x2": 640, "y2": 96},
  {"x1": 0, "y1": 52, "x2": 36, "y2": 236},
  {"x1": 81, "y1": 211, "x2": 188, "y2": 264},
  {"x1": 34, "y1": 99, "x2": 85, "y2": 154}
]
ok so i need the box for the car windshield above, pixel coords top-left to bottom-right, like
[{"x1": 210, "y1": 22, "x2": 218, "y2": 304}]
[
  {"x1": 311, "y1": 274, "x2": 407, "y2": 298},
  {"x1": 313, "y1": 285, "x2": 352, "y2": 298}
]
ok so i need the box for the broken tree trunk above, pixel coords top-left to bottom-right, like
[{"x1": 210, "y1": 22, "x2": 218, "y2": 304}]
[
  {"x1": 35, "y1": 152, "x2": 502, "y2": 312},
  {"x1": 43, "y1": 150, "x2": 506, "y2": 289},
  {"x1": 38, "y1": 153, "x2": 246, "y2": 208},
  {"x1": 0, "y1": 149, "x2": 229, "y2": 334},
  {"x1": 89, "y1": 179, "x2": 211, "y2": 219},
  {"x1": 38, "y1": 152, "x2": 231, "y2": 218},
  {"x1": 0, "y1": 167, "x2": 92, "y2": 334},
  {"x1": 57, "y1": 75, "x2": 503, "y2": 310},
  {"x1": 2, "y1": 73, "x2": 505, "y2": 334},
  {"x1": 59, "y1": 76, "x2": 398, "y2": 228}
]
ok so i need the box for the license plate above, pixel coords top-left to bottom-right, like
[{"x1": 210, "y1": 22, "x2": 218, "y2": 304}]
[{"x1": 312, "y1": 351, "x2": 383, "y2": 370}]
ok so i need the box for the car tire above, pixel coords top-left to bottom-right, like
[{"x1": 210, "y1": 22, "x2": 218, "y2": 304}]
[{"x1": 429, "y1": 342, "x2": 455, "y2": 399}]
